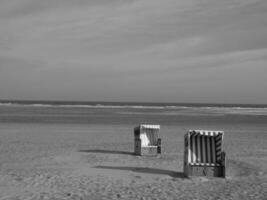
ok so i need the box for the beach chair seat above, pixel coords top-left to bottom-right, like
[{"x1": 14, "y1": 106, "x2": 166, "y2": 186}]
[
  {"x1": 184, "y1": 130, "x2": 226, "y2": 177},
  {"x1": 134, "y1": 124, "x2": 161, "y2": 156}
]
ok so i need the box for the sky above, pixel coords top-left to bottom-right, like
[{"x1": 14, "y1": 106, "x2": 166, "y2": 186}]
[{"x1": 0, "y1": 0, "x2": 267, "y2": 104}]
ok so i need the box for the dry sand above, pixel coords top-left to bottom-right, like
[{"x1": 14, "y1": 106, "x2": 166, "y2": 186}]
[{"x1": 0, "y1": 123, "x2": 266, "y2": 200}]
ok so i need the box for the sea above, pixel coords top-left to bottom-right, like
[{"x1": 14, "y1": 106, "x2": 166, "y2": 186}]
[{"x1": 0, "y1": 100, "x2": 267, "y2": 126}]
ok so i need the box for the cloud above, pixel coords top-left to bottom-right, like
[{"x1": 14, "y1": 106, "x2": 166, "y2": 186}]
[
  {"x1": 0, "y1": 56, "x2": 46, "y2": 71},
  {"x1": 0, "y1": 0, "x2": 267, "y2": 102}
]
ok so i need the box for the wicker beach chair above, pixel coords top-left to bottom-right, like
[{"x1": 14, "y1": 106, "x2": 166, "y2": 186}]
[
  {"x1": 184, "y1": 130, "x2": 226, "y2": 177},
  {"x1": 134, "y1": 124, "x2": 161, "y2": 156}
]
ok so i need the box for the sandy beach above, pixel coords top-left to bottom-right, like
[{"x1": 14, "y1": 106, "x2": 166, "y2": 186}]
[{"x1": 0, "y1": 104, "x2": 266, "y2": 200}]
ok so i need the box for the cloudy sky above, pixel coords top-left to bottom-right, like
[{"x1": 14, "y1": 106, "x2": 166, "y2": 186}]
[{"x1": 0, "y1": 0, "x2": 267, "y2": 103}]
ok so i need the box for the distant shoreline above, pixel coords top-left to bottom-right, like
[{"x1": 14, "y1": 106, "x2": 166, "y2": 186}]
[{"x1": 0, "y1": 99, "x2": 266, "y2": 109}]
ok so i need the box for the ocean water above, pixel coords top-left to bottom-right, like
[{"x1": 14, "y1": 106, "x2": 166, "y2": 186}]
[{"x1": 0, "y1": 100, "x2": 267, "y2": 126}]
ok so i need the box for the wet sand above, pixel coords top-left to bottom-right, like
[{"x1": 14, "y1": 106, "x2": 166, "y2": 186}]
[{"x1": 0, "y1": 122, "x2": 266, "y2": 200}]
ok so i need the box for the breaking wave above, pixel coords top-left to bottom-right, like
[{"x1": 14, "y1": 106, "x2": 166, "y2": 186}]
[{"x1": 0, "y1": 101, "x2": 267, "y2": 114}]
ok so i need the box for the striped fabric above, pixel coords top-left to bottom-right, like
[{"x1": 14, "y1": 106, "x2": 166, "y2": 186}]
[
  {"x1": 135, "y1": 124, "x2": 160, "y2": 147},
  {"x1": 141, "y1": 128, "x2": 159, "y2": 146},
  {"x1": 140, "y1": 124, "x2": 160, "y2": 129},
  {"x1": 187, "y1": 130, "x2": 224, "y2": 165}
]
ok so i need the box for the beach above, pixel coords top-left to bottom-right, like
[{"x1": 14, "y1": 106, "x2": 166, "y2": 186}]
[{"x1": 0, "y1": 103, "x2": 266, "y2": 199}]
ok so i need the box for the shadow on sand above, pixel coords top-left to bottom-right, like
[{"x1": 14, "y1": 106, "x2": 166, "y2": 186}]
[
  {"x1": 79, "y1": 149, "x2": 135, "y2": 155},
  {"x1": 95, "y1": 166, "x2": 184, "y2": 178}
]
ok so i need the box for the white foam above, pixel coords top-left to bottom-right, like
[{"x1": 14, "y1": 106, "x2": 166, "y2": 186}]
[{"x1": 0, "y1": 102, "x2": 267, "y2": 115}]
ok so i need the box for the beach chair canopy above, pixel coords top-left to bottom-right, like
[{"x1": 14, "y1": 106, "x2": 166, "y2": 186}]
[
  {"x1": 134, "y1": 124, "x2": 160, "y2": 147},
  {"x1": 185, "y1": 130, "x2": 224, "y2": 166}
]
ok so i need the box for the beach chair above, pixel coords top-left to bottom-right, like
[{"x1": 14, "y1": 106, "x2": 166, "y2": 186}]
[
  {"x1": 134, "y1": 124, "x2": 161, "y2": 156},
  {"x1": 184, "y1": 130, "x2": 226, "y2": 177}
]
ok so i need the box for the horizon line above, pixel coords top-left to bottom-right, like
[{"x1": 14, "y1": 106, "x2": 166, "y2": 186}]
[{"x1": 0, "y1": 99, "x2": 267, "y2": 107}]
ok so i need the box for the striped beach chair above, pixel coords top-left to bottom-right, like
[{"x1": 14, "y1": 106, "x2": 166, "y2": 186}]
[
  {"x1": 134, "y1": 124, "x2": 161, "y2": 156},
  {"x1": 184, "y1": 130, "x2": 226, "y2": 177}
]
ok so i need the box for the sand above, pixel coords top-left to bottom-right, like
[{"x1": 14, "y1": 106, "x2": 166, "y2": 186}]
[{"x1": 0, "y1": 123, "x2": 266, "y2": 200}]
